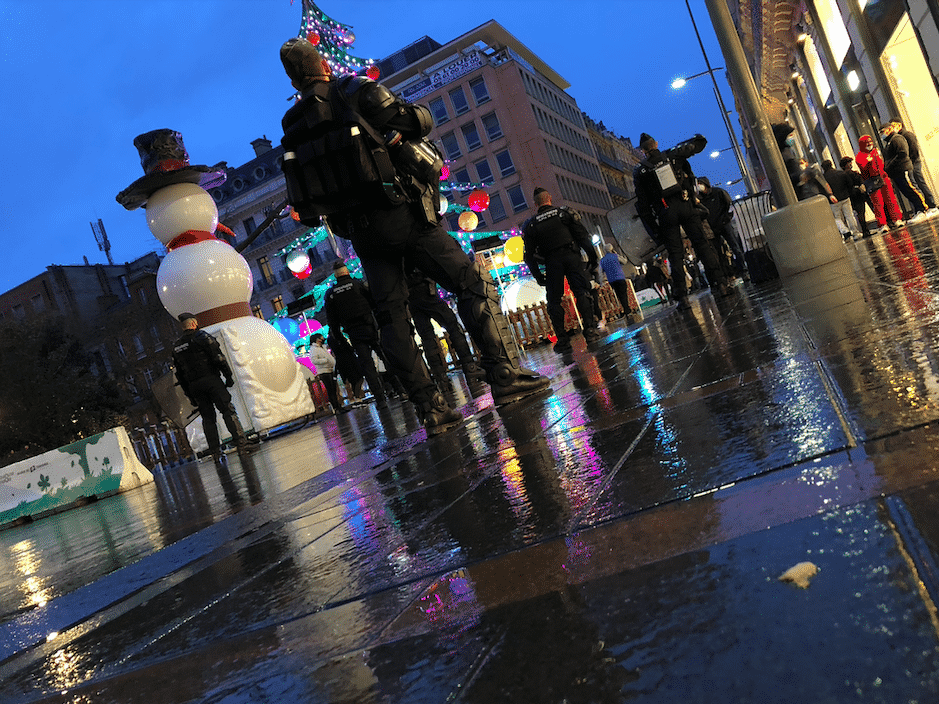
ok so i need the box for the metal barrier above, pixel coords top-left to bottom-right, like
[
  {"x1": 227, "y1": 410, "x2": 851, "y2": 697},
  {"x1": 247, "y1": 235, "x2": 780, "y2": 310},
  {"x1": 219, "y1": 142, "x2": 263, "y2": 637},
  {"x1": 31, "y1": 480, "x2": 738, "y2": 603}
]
[{"x1": 731, "y1": 191, "x2": 780, "y2": 283}]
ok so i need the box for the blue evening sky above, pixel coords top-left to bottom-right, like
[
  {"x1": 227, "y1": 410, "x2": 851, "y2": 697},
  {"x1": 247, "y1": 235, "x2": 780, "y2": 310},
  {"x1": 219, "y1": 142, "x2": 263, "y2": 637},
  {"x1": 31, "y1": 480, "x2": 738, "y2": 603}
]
[{"x1": 0, "y1": 0, "x2": 745, "y2": 293}]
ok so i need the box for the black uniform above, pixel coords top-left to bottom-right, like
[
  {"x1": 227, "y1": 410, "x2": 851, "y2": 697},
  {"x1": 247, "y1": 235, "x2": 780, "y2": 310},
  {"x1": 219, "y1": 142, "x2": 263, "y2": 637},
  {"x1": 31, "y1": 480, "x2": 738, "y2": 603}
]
[
  {"x1": 323, "y1": 272, "x2": 387, "y2": 407},
  {"x1": 280, "y1": 50, "x2": 546, "y2": 420},
  {"x1": 698, "y1": 178, "x2": 746, "y2": 278},
  {"x1": 883, "y1": 132, "x2": 927, "y2": 214},
  {"x1": 634, "y1": 135, "x2": 729, "y2": 302},
  {"x1": 899, "y1": 127, "x2": 936, "y2": 209},
  {"x1": 406, "y1": 267, "x2": 485, "y2": 393},
  {"x1": 522, "y1": 203, "x2": 599, "y2": 349},
  {"x1": 172, "y1": 328, "x2": 244, "y2": 455}
]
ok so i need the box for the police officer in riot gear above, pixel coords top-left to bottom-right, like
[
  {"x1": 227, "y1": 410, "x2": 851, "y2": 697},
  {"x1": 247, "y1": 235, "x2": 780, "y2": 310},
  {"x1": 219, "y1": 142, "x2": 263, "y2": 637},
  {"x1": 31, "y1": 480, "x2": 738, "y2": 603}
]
[
  {"x1": 522, "y1": 187, "x2": 602, "y2": 354},
  {"x1": 634, "y1": 133, "x2": 733, "y2": 310},
  {"x1": 279, "y1": 38, "x2": 548, "y2": 435},
  {"x1": 324, "y1": 261, "x2": 389, "y2": 409},
  {"x1": 172, "y1": 313, "x2": 247, "y2": 461}
]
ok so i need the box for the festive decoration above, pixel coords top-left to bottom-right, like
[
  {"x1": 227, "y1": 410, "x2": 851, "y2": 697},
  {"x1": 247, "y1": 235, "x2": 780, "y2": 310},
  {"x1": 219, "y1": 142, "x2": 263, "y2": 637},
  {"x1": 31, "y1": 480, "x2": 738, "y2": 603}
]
[
  {"x1": 295, "y1": 0, "x2": 377, "y2": 78},
  {"x1": 467, "y1": 190, "x2": 490, "y2": 213},
  {"x1": 285, "y1": 248, "x2": 311, "y2": 273},
  {"x1": 290, "y1": 207, "x2": 301, "y2": 222},
  {"x1": 366, "y1": 65, "x2": 380, "y2": 80},
  {"x1": 438, "y1": 194, "x2": 449, "y2": 216},
  {"x1": 440, "y1": 164, "x2": 450, "y2": 181},
  {"x1": 458, "y1": 211, "x2": 479, "y2": 231},
  {"x1": 293, "y1": 264, "x2": 313, "y2": 280},
  {"x1": 504, "y1": 236, "x2": 525, "y2": 264}
]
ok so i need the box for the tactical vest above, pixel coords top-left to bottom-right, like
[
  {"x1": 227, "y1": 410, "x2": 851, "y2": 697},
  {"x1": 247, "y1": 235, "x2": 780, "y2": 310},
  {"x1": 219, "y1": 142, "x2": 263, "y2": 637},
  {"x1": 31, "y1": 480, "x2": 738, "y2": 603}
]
[
  {"x1": 524, "y1": 207, "x2": 577, "y2": 256},
  {"x1": 281, "y1": 76, "x2": 405, "y2": 223}
]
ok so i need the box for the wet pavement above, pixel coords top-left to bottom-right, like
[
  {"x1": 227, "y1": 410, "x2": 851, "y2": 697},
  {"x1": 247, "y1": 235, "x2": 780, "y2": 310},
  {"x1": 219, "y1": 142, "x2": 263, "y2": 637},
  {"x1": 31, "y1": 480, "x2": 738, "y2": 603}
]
[{"x1": 4, "y1": 222, "x2": 939, "y2": 702}]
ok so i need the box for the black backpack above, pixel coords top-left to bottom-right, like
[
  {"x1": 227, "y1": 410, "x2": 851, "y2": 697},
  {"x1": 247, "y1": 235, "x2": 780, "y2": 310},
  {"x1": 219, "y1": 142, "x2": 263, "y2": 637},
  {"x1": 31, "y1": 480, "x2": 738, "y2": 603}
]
[{"x1": 281, "y1": 76, "x2": 405, "y2": 224}]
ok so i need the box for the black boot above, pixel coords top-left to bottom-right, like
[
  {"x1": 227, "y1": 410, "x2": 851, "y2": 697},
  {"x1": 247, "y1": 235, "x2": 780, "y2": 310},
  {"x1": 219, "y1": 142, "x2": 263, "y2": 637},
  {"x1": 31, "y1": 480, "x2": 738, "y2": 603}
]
[
  {"x1": 487, "y1": 362, "x2": 550, "y2": 405},
  {"x1": 414, "y1": 389, "x2": 463, "y2": 436},
  {"x1": 461, "y1": 361, "x2": 489, "y2": 397}
]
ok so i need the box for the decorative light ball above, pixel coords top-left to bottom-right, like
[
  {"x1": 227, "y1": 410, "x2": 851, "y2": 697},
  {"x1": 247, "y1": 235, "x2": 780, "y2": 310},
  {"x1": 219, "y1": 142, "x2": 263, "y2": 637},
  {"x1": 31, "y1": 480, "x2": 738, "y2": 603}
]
[
  {"x1": 290, "y1": 208, "x2": 301, "y2": 222},
  {"x1": 157, "y1": 239, "x2": 253, "y2": 318},
  {"x1": 366, "y1": 65, "x2": 380, "y2": 80},
  {"x1": 293, "y1": 264, "x2": 313, "y2": 280},
  {"x1": 272, "y1": 316, "x2": 301, "y2": 345},
  {"x1": 504, "y1": 236, "x2": 525, "y2": 264},
  {"x1": 440, "y1": 164, "x2": 450, "y2": 181},
  {"x1": 306, "y1": 31, "x2": 320, "y2": 46},
  {"x1": 285, "y1": 248, "x2": 311, "y2": 273},
  {"x1": 458, "y1": 211, "x2": 478, "y2": 231},
  {"x1": 146, "y1": 182, "x2": 218, "y2": 245},
  {"x1": 299, "y1": 319, "x2": 322, "y2": 337},
  {"x1": 438, "y1": 194, "x2": 449, "y2": 216},
  {"x1": 343, "y1": 30, "x2": 355, "y2": 45},
  {"x1": 221, "y1": 316, "x2": 300, "y2": 394},
  {"x1": 468, "y1": 190, "x2": 490, "y2": 212}
]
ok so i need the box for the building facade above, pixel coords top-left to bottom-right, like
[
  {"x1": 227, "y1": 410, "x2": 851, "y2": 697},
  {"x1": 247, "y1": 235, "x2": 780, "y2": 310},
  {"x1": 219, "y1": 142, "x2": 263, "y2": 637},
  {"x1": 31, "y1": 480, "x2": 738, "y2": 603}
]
[
  {"x1": 730, "y1": 0, "x2": 939, "y2": 202},
  {"x1": 381, "y1": 21, "x2": 615, "y2": 243},
  {"x1": 583, "y1": 116, "x2": 641, "y2": 208}
]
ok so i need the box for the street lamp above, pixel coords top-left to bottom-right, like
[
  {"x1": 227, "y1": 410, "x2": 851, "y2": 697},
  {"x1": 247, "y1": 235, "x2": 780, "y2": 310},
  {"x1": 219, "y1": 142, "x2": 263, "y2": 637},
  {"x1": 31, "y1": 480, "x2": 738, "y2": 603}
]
[
  {"x1": 676, "y1": 0, "x2": 758, "y2": 194},
  {"x1": 710, "y1": 147, "x2": 734, "y2": 158}
]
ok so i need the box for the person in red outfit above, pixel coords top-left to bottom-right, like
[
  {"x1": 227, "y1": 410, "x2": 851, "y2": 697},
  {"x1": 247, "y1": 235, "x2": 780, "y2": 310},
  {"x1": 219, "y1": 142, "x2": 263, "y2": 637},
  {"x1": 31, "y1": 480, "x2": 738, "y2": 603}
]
[{"x1": 856, "y1": 135, "x2": 904, "y2": 234}]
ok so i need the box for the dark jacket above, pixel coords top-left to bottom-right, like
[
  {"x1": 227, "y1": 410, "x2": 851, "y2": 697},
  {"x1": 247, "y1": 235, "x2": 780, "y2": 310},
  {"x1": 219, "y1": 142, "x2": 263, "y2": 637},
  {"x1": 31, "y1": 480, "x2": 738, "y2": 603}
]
[
  {"x1": 699, "y1": 186, "x2": 734, "y2": 233},
  {"x1": 172, "y1": 329, "x2": 232, "y2": 395},
  {"x1": 882, "y1": 132, "x2": 914, "y2": 174},
  {"x1": 899, "y1": 128, "x2": 922, "y2": 163},
  {"x1": 797, "y1": 164, "x2": 833, "y2": 201},
  {"x1": 522, "y1": 204, "x2": 595, "y2": 281},
  {"x1": 824, "y1": 166, "x2": 853, "y2": 202},
  {"x1": 324, "y1": 274, "x2": 376, "y2": 331},
  {"x1": 634, "y1": 134, "x2": 708, "y2": 237}
]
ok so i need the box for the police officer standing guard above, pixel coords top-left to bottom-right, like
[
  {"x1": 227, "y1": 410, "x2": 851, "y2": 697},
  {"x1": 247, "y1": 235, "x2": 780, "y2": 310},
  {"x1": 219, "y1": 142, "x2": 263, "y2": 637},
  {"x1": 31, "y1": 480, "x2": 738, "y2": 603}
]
[
  {"x1": 324, "y1": 261, "x2": 389, "y2": 409},
  {"x1": 522, "y1": 187, "x2": 602, "y2": 354},
  {"x1": 278, "y1": 38, "x2": 548, "y2": 435},
  {"x1": 634, "y1": 133, "x2": 733, "y2": 310},
  {"x1": 172, "y1": 313, "x2": 247, "y2": 461}
]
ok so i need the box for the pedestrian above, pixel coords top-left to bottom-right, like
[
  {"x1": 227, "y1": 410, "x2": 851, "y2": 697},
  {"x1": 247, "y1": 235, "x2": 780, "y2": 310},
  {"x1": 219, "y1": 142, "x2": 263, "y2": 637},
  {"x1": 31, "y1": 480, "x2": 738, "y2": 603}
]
[
  {"x1": 599, "y1": 243, "x2": 633, "y2": 317},
  {"x1": 889, "y1": 117, "x2": 937, "y2": 213},
  {"x1": 279, "y1": 38, "x2": 547, "y2": 434},
  {"x1": 823, "y1": 159, "x2": 863, "y2": 239},
  {"x1": 309, "y1": 333, "x2": 342, "y2": 413},
  {"x1": 796, "y1": 158, "x2": 838, "y2": 205},
  {"x1": 634, "y1": 133, "x2": 733, "y2": 311},
  {"x1": 645, "y1": 256, "x2": 671, "y2": 304},
  {"x1": 840, "y1": 157, "x2": 874, "y2": 238},
  {"x1": 522, "y1": 187, "x2": 602, "y2": 353},
  {"x1": 696, "y1": 176, "x2": 748, "y2": 280},
  {"x1": 772, "y1": 122, "x2": 803, "y2": 193},
  {"x1": 406, "y1": 266, "x2": 487, "y2": 395},
  {"x1": 856, "y1": 135, "x2": 904, "y2": 234},
  {"x1": 171, "y1": 313, "x2": 247, "y2": 461},
  {"x1": 879, "y1": 119, "x2": 929, "y2": 221},
  {"x1": 324, "y1": 261, "x2": 389, "y2": 409},
  {"x1": 328, "y1": 328, "x2": 364, "y2": 405}
]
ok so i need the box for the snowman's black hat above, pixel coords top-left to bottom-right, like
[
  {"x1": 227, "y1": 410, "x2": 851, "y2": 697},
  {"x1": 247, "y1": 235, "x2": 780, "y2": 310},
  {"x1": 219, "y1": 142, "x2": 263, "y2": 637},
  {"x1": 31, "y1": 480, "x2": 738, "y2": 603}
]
[{"x1": 116, "y1": 129, "x2": 227, "y2": 210}]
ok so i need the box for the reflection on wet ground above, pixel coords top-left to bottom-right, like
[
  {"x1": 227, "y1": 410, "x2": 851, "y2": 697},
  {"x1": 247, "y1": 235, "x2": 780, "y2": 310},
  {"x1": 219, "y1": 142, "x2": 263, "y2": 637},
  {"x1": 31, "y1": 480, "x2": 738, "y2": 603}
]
[{"x1": 4, "y1": 222, "x2": 939, "y2": 701}]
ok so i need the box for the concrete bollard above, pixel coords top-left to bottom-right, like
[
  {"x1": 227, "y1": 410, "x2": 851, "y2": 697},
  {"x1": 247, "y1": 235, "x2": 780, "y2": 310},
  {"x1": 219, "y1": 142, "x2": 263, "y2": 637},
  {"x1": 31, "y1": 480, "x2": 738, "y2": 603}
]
[{"x1": 761, "y1": 195, "x2": 846, "y2": 278}]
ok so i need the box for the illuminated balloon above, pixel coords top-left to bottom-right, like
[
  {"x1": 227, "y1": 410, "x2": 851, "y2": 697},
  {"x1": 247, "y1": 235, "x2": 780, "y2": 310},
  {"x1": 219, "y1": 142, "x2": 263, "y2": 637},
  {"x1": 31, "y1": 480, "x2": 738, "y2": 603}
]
[
  {"x1": 299, "y1": 318, "x2": 322, "y2": 337},
  {"x1": 504, "y1": 236, "x2": 525, "y2": 264},
  {"x1": 286, "y1": 248, "x2": 311, "y2": 273},
  {"x1": 293, "y1": 263, "x2": 313, "y2": 280},
  {"x1": 306, "y1": 32, "x2": 320, "y2": 45},
  {"x1": 468, "y1": 190, "x2": 490, "y2": 212},
  {"x1": 272, "y1": 316, "x2": 301, "y2": 345},
  {"x1": 438, "y1": 194, "x2": 449, "y2": 216},
  {"x1": 366, "y1": 65, "x2": 380, "y2": 80},
  {"x1": 458, "y1": 211, "x2": 478, "y2": 231},
  {"x1": 343, "y1": 30, "x2": 356, "y2": 45}
]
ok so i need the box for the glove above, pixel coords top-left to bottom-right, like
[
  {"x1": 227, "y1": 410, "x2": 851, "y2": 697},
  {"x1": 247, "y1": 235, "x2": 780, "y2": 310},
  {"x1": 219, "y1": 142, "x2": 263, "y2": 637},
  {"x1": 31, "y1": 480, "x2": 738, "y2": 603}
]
[{"x1": 224, "y1": 376, "x2": 234, "y2": 388}]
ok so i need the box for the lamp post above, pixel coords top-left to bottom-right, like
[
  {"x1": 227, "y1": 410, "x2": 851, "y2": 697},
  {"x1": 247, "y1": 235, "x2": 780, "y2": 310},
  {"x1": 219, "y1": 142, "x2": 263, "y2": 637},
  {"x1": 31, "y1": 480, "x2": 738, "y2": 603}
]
[
  {"x1": 677, "y1": 0, "x2": 758, "y2": 194},
  {"x1": 709, "y1": 147, "x2": 734, "y2": 159}
]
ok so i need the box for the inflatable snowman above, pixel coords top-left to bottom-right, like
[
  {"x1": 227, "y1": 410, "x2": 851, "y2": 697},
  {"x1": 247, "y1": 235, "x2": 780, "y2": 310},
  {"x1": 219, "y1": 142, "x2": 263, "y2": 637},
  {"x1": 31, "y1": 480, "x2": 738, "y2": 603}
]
[{"x1": 117, "y1": 129, "x2": 315, "y2": 451}]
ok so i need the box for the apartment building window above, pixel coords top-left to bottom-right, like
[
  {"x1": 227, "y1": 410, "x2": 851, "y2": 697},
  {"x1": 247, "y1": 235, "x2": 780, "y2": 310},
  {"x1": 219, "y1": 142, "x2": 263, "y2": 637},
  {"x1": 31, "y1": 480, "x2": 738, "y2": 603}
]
[
  {"x1": 482, "y1": 112, "x2": 503, "y2": 141},
  {"x1": 151, "y1": 325, "x2": 163, "y2": 351},
  {"x1": 495, "y1": 149, "x2": 516, "y2": 177},
  {"x1": 449, "y1": 86, "x2": 469, "y2": 115},
  {"x1": 12, "y1": 304, "x2": 24, "y2": 319},
  {"x1": 137, "y1": 287, "x2": 147, "y2": 306},
  {"x1": 118, "y1": 275, "x2": 131, "y2": 299},
  {"x1": 455, "y1": 167, "x2": 471, "y2": 185},
  {"x1": 258, "y1": 255, "x2": 275, "y2": 285},
  {"x1": 143, "y1": 367, "x2": 155, "y2": 386},
  {"x1": 469, "y1": 76, "x2": 490, "y2": 105},
  {"x1": 474, "y1": 158, "x2": 494, "y2": 184},
  {"x1": 133, "y1": 334, "x2": 145, "y2": 359},
  {"x1": 30, "y1": 294, "x2": 44, "y2": 312},
  {"x1": 252, "y1": 305, "x2": 263, "y2": 318},
  {"x1": 461, "y1": 121, "x2": 482, "y2": 151},
  {"x1": 272, "y1": 296, "x2": 285, "y2": 313},
  {"x1": 507, "y1": 185, "x2": 528, "y2": 213},
  {"x1": 429, "y1": 97, "x2": 449, "y2": 125},
  {"x1": 488, "y1": 193, "x2": 507, "y2": 222},
  {"x1": 440, "y1": 131, "x2": 462, "y2": 160},
  {"x1": 242, "y1": 216, "x2": 256, "y2": 237}
]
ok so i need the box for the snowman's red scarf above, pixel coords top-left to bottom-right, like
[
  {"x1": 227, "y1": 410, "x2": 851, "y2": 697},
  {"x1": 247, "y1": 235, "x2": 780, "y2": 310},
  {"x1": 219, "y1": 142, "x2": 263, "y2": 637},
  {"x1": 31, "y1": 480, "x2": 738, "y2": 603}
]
[{"x1": 167, "y1": 223, "x2": 236, "y2": 251}]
